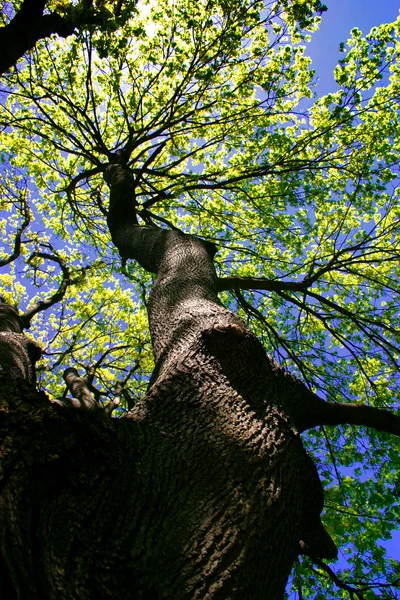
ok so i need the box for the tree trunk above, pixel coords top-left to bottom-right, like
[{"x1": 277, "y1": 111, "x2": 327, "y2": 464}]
[{"x1": 0, "y1": 164, "x2": 336, "y2": 599}]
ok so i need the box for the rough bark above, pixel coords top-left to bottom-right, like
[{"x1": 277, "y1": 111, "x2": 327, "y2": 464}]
[
  {"x1": 107, "y1": 163, "x2": 338, "y2": 591},
  {"x1": 0, "y1": 163, "x2": 342, "y2": 599},
  {"x1": 0, "y1": 351, "x2": 333, "y2": 599},
  {"x1": 0, "y1": 301, "x2": 42, "y2": 385}
]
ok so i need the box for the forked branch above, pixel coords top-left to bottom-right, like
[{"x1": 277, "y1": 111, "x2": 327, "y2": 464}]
[
  {"x1": 310, "y1": 556, "x2": 400, "y2": 599},
  {"x1": 310, "y1": 558, "x2": 365, "y2": 599},
  {"x1": 20, "y1": 245, "x2": 87, "y2": 328}
]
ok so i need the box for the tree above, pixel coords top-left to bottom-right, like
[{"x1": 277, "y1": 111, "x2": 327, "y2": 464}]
[
  {"x1": 0, "y1": 0, "x2": 138, "y2": 76},
  {"x1": 0, "y1": 0, "x2": 400, "y2": 597}
]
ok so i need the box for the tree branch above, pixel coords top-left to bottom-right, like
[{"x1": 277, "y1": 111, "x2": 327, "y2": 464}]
[
  {"x1": 62, "y1": 367, "x2": 99, "y2": 411},
  {"x1": 0, "y1": 0, "x2": 137, "y2": 75},
  {"x1": 310, "y1": 557, "x2": 365, "y2": 599},
  {"x1": 217, "y1": 275, "x2": 311, "y2": 293},
  {"x1": 310, "y1": 556, "x2": 400, "y2": 598},
  {"x1": 0, "y1": 0, "x2": 74, "y2": 75},
  {"x1": 0, "y1": 199, "x2": 30, "y2": 267},
  {"x1": 220, "y1": 289, "x2": 400, "y2": 439},
  {"x1": 63, "y1": 165, "x2": 105, "y2": 205},
  {"x1": 299, "y1": 398, "x2": 400, "y2": 436},
  {"x1": 20, "y1": 245, "x2": 84, "y2": 328},
  {"x1": 104, "y1": 382, "x2": 123, "y2": 416}
]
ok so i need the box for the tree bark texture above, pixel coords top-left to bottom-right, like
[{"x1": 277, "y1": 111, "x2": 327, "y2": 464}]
[
  {"x1": 0, "y1": 302, "x2": 42, "y2": 385},
  {"x1": 0, "y1": 164, "x2": 337, "y2": 599}
]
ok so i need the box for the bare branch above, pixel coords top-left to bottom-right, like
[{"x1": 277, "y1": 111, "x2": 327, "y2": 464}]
[
  {"x1": 217, "y1": 275, "x2": 311, "y2": 293},
  {"x1": 20, "y1": 245, "x2": 86, "y2": 328},
  {"x1": 104, "y1": 382, "x2": 123, "y2": 416},
  {"x1": 299, "y1": 398, "x2": 400, "y2": 436},
  {"x1": 62, "y1": 366, "x2": 99, "y2": 411},
  {"x1": 63, "y1": 166, "x2": 104, "y2": 208}
]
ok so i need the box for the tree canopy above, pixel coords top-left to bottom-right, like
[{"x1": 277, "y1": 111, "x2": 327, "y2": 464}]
[{"x1": 0, "y1": 0, "x2": 400, "y2": 596}]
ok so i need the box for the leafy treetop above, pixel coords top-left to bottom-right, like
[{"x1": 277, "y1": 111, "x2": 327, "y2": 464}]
[{"x1": 0, "y1": 1, "x2": 399, "y2": 597}]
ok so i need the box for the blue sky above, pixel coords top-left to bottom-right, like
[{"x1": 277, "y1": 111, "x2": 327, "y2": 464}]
[
  {"x1": 307, "y1": 0, "x2": 399, "y2": 96},
  {"x1": 2, "y1": 0, "x2": 399, "y2": 591},
  {"x1": 305, "y1": 0, "x2": 400, "y2": 572}
]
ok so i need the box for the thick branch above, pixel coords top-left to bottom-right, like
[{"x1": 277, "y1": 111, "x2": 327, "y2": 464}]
[
  {"x1": 104, "y1": 382, "x2": 123, "y2": 416},
  {"x1": 104, "y1": 163, "x2": 172, "y2": 272},
  {"x1": 217, "y1": 275, "x2": 311, "y2": 293},
  {"x1": 256, "y1": 354, "x2": 400, "y2": 438},
  {"x1": 63, "y1": 367, "x2": 99, "y2": 411},
  {"x1": 299, "y1": 397, "x2": 400, "y2": 436},
  {"x1": 0, "y1": 0, "x2": 136, "y2": 75},
  {"x1": 0, "y1": 0, "x2": 75, "y2": 75}
]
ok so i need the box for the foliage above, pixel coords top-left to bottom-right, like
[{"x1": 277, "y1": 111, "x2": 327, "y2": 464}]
[{"x1": 0, "y1": 0, "x2": 399, "y2": 596}]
